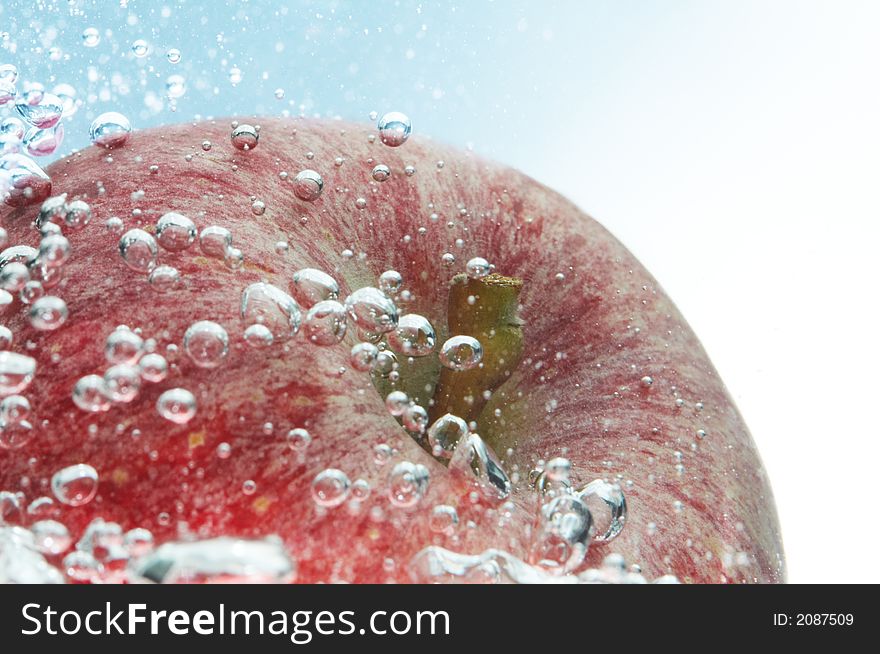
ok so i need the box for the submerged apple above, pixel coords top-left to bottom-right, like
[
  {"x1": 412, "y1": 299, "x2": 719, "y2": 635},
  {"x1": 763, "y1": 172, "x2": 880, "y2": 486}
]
[{"x1": 0, "y1": 117, "x2": 784, "y2": 583}]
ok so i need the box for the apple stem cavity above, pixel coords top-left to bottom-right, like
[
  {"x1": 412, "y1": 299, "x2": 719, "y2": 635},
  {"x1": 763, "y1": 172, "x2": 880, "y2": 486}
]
[{"x1": 429, "y1": 272, "x2": 524, "y2": 441}]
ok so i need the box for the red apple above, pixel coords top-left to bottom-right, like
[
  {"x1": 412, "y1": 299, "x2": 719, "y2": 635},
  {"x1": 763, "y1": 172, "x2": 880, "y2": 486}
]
[{"x1": 0, "y1": 117, "x2": 785, "y2": 583}]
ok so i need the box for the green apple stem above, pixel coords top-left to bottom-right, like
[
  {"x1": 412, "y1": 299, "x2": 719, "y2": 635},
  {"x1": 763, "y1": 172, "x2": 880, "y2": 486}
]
[{"x1": 429, "y1": 272, "x2": 524, "y2": 430}]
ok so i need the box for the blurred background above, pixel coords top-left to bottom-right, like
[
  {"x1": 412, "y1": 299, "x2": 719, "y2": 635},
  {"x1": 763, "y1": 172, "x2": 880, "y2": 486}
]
[{"x1": 2, "y1": 0, "x2": 877, "y2": 582}]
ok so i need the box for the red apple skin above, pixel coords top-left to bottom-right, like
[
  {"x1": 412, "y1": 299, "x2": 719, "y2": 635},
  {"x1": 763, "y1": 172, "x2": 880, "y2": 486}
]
[{"x1": 0, "y1": 118, "x2": 785, "y2": 583}]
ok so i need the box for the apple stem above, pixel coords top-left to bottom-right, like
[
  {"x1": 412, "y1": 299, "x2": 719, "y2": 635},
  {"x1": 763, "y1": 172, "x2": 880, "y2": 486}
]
[{"x1": 429, "y1": 272, "x2": 524, "y2": 432}]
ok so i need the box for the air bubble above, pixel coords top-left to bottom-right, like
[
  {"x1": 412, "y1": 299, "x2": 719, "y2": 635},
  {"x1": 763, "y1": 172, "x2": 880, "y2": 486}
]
[
  {"x1": 28, "y1": 296, "x2": 67, "y2": 330},
  {"x1": 183, "y1": 321, "x2": 229, "y2": 368},
  {"x1": 303, "y1": 300, "x2": 347, "y2": 346},
  {"x1": 439, "y1": 335, "x2": 483, "y2": 371},
  {"x1": 199, "y1": 226, "x2": 232, "y2": 259},
  {"x1": 344, "y1": 287, "x2": 398, "y2": 334},
  {"x1": 156, "y1": 212, "x2": 196, "y2": 252},
  {"x1": 240, "y1": 282, "x2": 302, "y2": 341},
  {"x1": 575, "y1": 479, "x2": 627, "y2": 542},
  {"x1": 292, "y1": 170, "x2": 323, "y2": 202},
  {"x1": 387, "y1": 314, "x2": 435, "y2": 357},
  {"x1": 51, "y1": 464, "x2": 98, "y2": 507},
  {"x1": 231, "y1": 124, "x2": 258, "y2": 150},
  {"x1": 466, "y1": 257, "x2": 491, "y2": 279},
  {"x1": 427, "y1": 413, "x2": 469, "y2": 459},
  {"x1": 377, "y1": 112, "x2": 412, "y2": 147},
  {"x1": 290, "y1": 268, "x2": 339, "y2": 308},
  {"x1": 388, "y1": 462, "x2": 430, "y2": 508},
  {"x1": 156, "y1": 388, "x2": 197, "y2": 424},
  {"x1": 119, "y1": 229, "x2": 158, "y2": 273},
  {"x1": 371, "y1": 164, "x2": 391, "y2": 182},
  {"x1": 89, "y1": 112, "x2": 131, "y2": 149},
  {"x1": 312, "y1": 469, "x2": 351, "y2": 508}
]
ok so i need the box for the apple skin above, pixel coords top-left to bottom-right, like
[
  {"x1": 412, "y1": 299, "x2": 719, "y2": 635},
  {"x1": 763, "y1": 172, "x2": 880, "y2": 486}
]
[{"x1": 0, "y1": 117, "x2": 784, "y2": 583}]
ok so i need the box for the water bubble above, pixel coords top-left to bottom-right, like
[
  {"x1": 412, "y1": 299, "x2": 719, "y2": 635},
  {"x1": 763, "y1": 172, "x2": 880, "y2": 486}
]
[
  {"x1": 51, "y1": 464, "x2": 98, "y2": 506},
  {"x1": 438, "y1": 335, "x2": 483, "y2": 371},
  {"x1": 290, "y1": 268, "x2": 339, "y2": 308},
  {"x1": 449, "y1": 433, "x2": 511, "y2": 503},
  {"x1": 81, "y1": 27, "x2": 101, "y2": 47},
  {"x1": 429, "y1": 505, "x2": 459, "y2": 535},
  {"x1": 241, "y1": 282, "x2": 302, "y2": 341},
  {"x1": 165, "y1": 74, "x2": 186, "y2": 99},
  {"x1": 15, "y1": 93, "x2": 63, "y2": 129},
  {"x1": 231, "y1": 124, "x2": 258, "y2": 150},
  {"x1": 103, "y1": 364, "x2": 141, "y2": 403},
  {"x1": 466, "y1": 257, "x2": 491, "y2": 279},
  {"x1": 64, "y1": 199, "x2": 91, "y2": 229},
  {"x1": 89, "y1": 112, "x2": 132, "y2": 149},
  {"x1": 344, "y1": 287, "x2": 398, "y2": 334},
  {"x1": 378, "y1": 270, "x2": 403, "y2": 296},
  {"x1": 105, "y1": 326, "x2": 143, "y2": 364},
  {"x1": 138, "y1": 353, "x2": 168, "y2": 383},
  {"x1": 385, "y1": 390, "x2": 410, "y2": 416},
  {"x1": 24, "y1": 124, "x2": 64, "y2": 157},
  {"x1": 388, "y1": 462, "x2": 430, "y2": 508},
  {"x1": 377, "y1": 111, "x2": 412, "y2": 147},
  {"x1": 575, "y1": 479, "x2": 627, "y2": 543},
  {"x1": 119, "y1": 229, "x2": 158, "y2": 273},
  {"x1": 166, "y1": 48, "x2": 181, "y2": 64},
  {"x1": 427, "y1": 413, "x2": 468, "y2": 459},
  {"x1": 372, "y1": 349, "x2": 398, "y2": 377},
  {"x1": 0, "y1": 262, "x2": 29, "y2": 292},
  {"x1": 349, "y1": 342, "x2": 379, "y2": 372},
  {"x1": 199, "y1": 225, "x2": 232, "y2": 258},
  {"x1": 131, "y1": 39, "x2": 150, "y2": 57},
  {"x1": 184, "y1": 320, "x2": 229, "y2": 368},
  {"x1": 0, "y1": 154, "x2": 51, "y2": 207},
  {"x1": 311, "y1": 469, "x2": 351, "y2": 508},
  {"x1": 387, "y1": 314, "x2": 435, "y2": 357},
  {"x1": 286, "y1": 428, "x2": 311, "y2": 451},
  {"x1": 156, "y1": 388, "x2": 197, "y2": 424},
  {"x1": 156, "y1": 212, "x2": 196, "y2": 252},
  {"x1": 303, "y1": 300, "x2": 347, "y2": 346},
  {"x1": 243, "y1": 323, "x2": 274, "y2": 348},
  {"x1": 72, "y1": 375, "x2": 111, "y2": 412},
  {"x1": 38, "y1": 234, "x2": 70, "y2": 268},
  {"x1": 31, "y1": 520, "x2": 72, "y2": 555},
  {"x1": 149, "y1": 264, "x2": 180, "y2": 292},
  {"x1": 532, "y1": 494, "x2": 593, "y2": 574},
  {"x1": 133, "y1": 536, "x2": 294, "y2": 583},
  {"x1": 402, "y1": 404, "x2": 429, "y2": 434},
  {"x1": 28, "y1": 296, "x2": 67, "y2": 330},
  {"x1": 371, "y1": 164, "x2": 391, "y2": 182},
  {"x1": 292, "y1": 169, "x2": 323, "y2": 201}
]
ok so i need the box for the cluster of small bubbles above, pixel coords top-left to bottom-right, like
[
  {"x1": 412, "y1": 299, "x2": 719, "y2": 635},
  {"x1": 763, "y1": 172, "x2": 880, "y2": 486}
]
[
  {"x1": 292, "y1": 169, "x2": 323, "y2": 202},
  {"x1": 28, "y1": 296, "x2": 67, "y2": 330},
  {"x1": 387, "y1": 314, "x2": 436, "y2": 357},
  {"x1": 231, "y1": 124, "x2": 259, "y2": 150},
  {"x1": 439, "y1": 335, "x2": 483, "y2": 371},
  {"x1": 466, "y1": 257, "x2": 491, "y2": 279},
  {"x1": 156, "y1": 388, "x2": 197, "y2": 424},
  {"x1": 156, "y1": 212, "x2": 196, "y2": 252},
  {"x1": 240, "y1": 282, "x2": 302, "y2": 341},
  {"x1": 243, "y1": 323, "x2": 274, "y2": 348},
  {"x1": 286, "y1": 427, "x2": 311, "y2": 451},
  {"x1": 427, "y1": 413, "x2": 469, "y2": 459},
  {"x1": 371, "y1": 164, "x2": 391, "y2": 182},
  {"x1": 51, "y1": 464, "x2": 98, "y2": 507},
  {"x1": 119, "y1": 229, "x2": 158, "y2": 273},
  {"x1": 31, "y1": 520, "x2": 72, "y2": 555},
  {"x1": 378, "y1": 270, "x2": 403, "y2": 296},
  {"x1": 388, "y1": 462, "x2": 430, "y2": 508},
  {"x1": 349, "y1": 342, "x2": 379, "y2": 371},
  {"x1": 311, "y1": 469, "x2": 351, "y2": 508},
  {"x1": 89, "y1": 112, "x2": 132, "y2": 149},
  {"x1": 448, "y1": 433, "x2": 511, "y2": 503},
  {"x1": 377, "y1": 112, "x2": 412, "y2": 147},
  {"x1": 303, "y1": 300, "x2": 348, "y2": 346},
  {"x1": 183, "y1": 321, "x2": 229, "y2": 368},
  {"x1": 344, "y1": 287, "x2": 398, "y2": 334},
  {"x1": 290, "y1": 268, "x2": 339, "y2": 308},
  {"x1": 149, "y1": 265, "x2": 180, "y2": 292}
]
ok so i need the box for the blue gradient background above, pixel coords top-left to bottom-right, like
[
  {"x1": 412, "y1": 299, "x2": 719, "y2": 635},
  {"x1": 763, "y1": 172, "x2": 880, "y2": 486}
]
[{"x1": 2, "y1": 0, "x2": 878, "y2": 582}]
